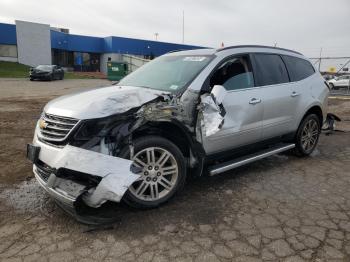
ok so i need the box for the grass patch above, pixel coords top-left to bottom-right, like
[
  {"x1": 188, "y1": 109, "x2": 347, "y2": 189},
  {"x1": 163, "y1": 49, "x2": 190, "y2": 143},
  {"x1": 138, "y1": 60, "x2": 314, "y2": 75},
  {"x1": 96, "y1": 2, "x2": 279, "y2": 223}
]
[
  {"x1": 64, "y1": 72, "x2": 97, "y2": 79},
  {"x1": 0, "y1": 61, "x2": 30, "y2": 78}
]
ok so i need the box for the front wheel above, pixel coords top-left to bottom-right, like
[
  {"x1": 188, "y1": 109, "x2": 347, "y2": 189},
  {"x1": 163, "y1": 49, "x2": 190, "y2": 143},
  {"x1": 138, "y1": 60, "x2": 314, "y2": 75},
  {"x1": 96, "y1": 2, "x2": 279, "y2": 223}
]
[
  {"x1": 294, "y1": 114, "x2": 321, "y2": 157},
  {"x1": 120, "y1": 136, "x2": 187, "y2": 209}
]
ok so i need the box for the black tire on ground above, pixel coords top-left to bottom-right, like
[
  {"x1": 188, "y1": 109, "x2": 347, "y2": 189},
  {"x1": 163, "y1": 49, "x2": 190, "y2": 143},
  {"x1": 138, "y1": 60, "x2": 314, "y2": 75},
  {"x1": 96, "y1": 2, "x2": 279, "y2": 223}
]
[
  {"x1": 294, "y1": 114, "x2": 321, "y2": 157},
  {"x1": 332, "y1": 84, "x2": 340, "y2": 90},
  {"x1": 120, "y1": 135, "x2": 187, "y2": 209},
  {"x1": 29, "y1": 78, "x2": 34, "y2": 81},
  {"x1": 60, "y1": 74, "x2": 64, "y2": 80}
]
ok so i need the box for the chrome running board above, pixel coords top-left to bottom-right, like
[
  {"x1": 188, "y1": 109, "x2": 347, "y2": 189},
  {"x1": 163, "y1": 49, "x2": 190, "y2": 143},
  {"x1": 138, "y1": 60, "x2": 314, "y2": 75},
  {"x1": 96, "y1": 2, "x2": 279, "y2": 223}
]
[{"x1": 209, "y1": 143, "x2": 295, "y2": 176}]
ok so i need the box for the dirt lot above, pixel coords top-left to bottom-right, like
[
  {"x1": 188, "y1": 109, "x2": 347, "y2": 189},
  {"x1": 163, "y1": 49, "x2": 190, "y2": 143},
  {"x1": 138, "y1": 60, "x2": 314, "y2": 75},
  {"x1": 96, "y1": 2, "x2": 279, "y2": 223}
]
[
  {"x1": 0, "y1": 78, "x2": 111, "y2": 185},
  {"x1": 0, "y1": 78, "x2": 350, "y2": 262}
]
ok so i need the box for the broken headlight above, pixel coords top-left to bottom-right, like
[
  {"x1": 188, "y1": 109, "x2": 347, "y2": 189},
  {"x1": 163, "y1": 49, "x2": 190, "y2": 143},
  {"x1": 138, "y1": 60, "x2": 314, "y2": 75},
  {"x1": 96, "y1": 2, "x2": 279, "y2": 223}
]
[
  {"x1": 73, "y1": 114, "x2": 131, "y2": 142},
  {"x1": 73, "y1": 118, "x2": 112, "y2": 140}
]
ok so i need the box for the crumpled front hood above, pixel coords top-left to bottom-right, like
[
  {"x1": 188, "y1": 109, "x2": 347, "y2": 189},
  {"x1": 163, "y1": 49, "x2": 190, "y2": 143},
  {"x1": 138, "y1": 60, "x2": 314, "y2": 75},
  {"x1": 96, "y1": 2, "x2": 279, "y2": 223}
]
[{"x1": 44, "y1": 85, "x2": 165, "y2": 119}]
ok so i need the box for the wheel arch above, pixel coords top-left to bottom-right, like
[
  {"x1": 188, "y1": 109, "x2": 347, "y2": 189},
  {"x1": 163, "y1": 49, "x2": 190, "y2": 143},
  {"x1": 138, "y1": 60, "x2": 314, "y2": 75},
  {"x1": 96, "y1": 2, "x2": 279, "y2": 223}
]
[
  {"x1": 131, "y1": 120, "x2": 205, "y2": 161},
  {"x1": 300, "y1": 104, "x2": 323, "y2": 126}
]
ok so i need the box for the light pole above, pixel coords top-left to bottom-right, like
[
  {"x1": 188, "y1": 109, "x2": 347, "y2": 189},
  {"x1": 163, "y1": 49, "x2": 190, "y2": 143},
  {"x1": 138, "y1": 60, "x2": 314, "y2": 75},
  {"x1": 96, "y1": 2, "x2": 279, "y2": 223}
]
[
  {"x1": 182, "y1": 10, "x2": 185, "y2": 44},
  {"x1": 154, "y1": 33, "x2": 159, "y2": 41},
  {"x1": 318, "y1": 47, "x2": 323, "y2": 72}
]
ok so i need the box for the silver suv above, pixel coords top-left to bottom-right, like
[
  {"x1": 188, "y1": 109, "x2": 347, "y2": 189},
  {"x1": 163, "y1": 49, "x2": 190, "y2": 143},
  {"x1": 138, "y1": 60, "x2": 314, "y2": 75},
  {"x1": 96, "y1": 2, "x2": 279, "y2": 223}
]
[{"x1": 27, "y1": 45, "x2": 328, "y2": 212}]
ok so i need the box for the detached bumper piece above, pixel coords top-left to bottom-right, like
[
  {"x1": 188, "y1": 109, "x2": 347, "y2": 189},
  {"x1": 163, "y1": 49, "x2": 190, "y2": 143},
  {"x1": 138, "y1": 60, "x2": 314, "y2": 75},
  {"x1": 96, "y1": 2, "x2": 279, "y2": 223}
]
[
  {"x1": 322, "y1": 113, "x2": 341, "y2": 134},
  {"x1": 27, "y1": 143, "x2": 140, "y2": 210}
]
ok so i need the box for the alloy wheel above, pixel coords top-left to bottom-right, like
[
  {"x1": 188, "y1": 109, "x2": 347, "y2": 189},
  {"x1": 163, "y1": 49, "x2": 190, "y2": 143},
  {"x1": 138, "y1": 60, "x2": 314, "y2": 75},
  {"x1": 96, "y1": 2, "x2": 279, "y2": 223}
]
[
  {"x1": 301, "y1": 118, "x2": 319, "y2": 152},
  {"x1": 129, "y1": 147, "x2": 179, "y2": 201}
]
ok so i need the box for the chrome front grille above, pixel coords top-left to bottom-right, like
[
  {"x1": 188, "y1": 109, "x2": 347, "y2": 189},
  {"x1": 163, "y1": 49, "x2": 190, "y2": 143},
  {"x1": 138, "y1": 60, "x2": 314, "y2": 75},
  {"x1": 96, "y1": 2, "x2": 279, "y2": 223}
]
[
  {"x1": 38, "y1": 113, "x2": 79, "y2": 143},
  {"x1": 35, "y1": 164, "x2": 52, "y2": 182}
]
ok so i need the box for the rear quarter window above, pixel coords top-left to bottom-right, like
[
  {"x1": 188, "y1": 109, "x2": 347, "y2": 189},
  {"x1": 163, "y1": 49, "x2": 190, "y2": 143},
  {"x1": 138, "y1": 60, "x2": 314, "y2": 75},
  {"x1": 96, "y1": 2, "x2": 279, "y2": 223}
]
[
  {"x1": 253, "y1": 53, "x2": 289, "y2": 86},
  {"x1": 282, "y1": 55, "x2": 315, "y2": 82}
]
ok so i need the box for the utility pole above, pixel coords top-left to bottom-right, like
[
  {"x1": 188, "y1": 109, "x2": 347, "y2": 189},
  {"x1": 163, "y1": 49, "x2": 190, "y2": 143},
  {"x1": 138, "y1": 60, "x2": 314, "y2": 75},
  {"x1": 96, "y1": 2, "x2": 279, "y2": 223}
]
[
  {"x1": 182, "y1": 10, "x2": 185, "y2": 44},
  {"x1": 154, "y1": 33, "x2": 159, "y2": 41},
  {"x1": 318, "y1": 47, "x2": 323, "y2": 72}
]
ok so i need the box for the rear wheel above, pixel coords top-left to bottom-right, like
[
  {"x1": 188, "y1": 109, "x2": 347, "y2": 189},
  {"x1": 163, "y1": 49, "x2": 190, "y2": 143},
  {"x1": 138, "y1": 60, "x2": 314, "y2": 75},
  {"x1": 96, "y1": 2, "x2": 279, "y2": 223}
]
[
  {"x1": 294, "y1": 114, "x2": 320, "y2": 156},
  {"x1": 333, "y1": 83, "x2": 340, "y2": 90},
  {"x1": 120, "y1": 136, "x2": 187, "y2": 209}
]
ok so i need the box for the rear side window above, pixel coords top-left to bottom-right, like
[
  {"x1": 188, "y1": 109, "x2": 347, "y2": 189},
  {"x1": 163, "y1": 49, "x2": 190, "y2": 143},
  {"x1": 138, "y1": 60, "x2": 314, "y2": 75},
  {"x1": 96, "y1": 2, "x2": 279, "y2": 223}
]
[
  {"x1": 253, "y1": 54, "x2": 289, "y2": 86},
  {"x1": 282, "y1": 55, "x2": 315, "y2": 81}
]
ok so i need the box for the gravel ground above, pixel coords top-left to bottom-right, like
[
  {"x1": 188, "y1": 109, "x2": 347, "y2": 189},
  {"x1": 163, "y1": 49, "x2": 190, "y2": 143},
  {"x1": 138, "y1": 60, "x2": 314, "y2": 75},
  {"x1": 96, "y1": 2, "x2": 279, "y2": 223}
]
[{"x1": 0, "y1": 79, "x2": 350, "y2": 262}]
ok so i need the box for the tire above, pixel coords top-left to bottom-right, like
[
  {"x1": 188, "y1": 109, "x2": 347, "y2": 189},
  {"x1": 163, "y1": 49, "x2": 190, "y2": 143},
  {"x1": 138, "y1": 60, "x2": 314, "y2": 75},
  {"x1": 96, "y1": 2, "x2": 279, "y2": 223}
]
[
  {"x1": 29, "y1": 78, "x2": 34, "y2": 81},
  {"x1": 294, "y1": 114, "x2": 321, "y2": 157},
  {"x1": 120, "y1": 135, "x2": 187, "y2": 209}
]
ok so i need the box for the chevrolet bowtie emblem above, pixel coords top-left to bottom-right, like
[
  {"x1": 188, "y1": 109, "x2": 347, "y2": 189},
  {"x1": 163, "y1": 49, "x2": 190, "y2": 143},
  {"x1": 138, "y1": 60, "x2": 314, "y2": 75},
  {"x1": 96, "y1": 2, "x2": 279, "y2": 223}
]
[{"x1": 39, "y1": 119, "x2": 48, "y2": 129}]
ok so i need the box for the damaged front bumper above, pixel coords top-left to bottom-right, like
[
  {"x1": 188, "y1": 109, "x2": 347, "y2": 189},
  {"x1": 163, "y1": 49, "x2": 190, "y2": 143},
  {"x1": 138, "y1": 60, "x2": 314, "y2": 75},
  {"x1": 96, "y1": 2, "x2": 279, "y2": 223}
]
[
  {"x1": 28, "y1": 136, "x2": 139, "y2": 209},
  {"x1": 33, "y1": 165, "x2": 81, "y2": 207}
]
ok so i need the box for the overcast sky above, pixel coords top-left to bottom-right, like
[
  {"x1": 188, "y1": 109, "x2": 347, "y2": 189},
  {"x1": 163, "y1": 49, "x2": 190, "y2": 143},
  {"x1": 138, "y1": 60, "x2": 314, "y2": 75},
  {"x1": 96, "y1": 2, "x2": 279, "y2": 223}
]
[{"x1": 0, "y1": 0, "x2": 349, "y2": 62}]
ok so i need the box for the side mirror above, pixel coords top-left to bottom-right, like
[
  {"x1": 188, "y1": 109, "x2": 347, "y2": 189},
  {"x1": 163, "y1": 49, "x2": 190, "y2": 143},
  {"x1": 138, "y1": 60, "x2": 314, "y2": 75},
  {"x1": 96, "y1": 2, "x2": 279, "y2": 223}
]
[{"x1": 210, "y1": 85, "x2": 227, "y2": 104}]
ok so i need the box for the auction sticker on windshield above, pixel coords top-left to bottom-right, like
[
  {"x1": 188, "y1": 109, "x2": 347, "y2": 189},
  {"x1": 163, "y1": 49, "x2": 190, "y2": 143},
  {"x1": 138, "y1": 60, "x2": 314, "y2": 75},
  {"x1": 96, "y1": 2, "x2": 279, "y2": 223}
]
[{"x1": 183, "y1": 56, "x2": 207, "y2": 62}]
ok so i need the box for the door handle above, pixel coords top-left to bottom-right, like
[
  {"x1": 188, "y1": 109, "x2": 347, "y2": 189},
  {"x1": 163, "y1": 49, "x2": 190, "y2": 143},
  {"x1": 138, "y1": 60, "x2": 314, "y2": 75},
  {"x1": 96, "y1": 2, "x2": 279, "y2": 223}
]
[
  {"x1": 291, "y1": 91, "x2": 300, "y2": 97},
  {"x1": 249, "y1": 98, "x2": 261, "y2": 105}
]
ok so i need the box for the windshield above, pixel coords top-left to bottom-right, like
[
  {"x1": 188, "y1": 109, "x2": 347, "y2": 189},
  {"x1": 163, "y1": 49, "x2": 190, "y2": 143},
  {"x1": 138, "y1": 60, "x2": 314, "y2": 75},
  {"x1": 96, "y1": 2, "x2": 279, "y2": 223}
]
[
  {"x1": 119, "y1": 55, "x2": 213, "y2": 92},
  {"x1": 36, "y1": 65, "x2": 53, "y2": 71}
]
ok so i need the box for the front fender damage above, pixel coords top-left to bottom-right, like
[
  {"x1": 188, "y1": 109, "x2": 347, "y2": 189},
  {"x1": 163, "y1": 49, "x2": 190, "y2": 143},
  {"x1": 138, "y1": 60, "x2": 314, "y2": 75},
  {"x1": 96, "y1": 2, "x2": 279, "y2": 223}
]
[{"x1": 37, "y1": 87, "x2": 228, "y2": 211}]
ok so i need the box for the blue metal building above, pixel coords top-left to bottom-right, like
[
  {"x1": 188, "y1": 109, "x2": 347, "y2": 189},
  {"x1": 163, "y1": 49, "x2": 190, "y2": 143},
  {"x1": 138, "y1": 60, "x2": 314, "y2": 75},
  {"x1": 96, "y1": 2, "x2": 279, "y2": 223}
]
[{"x1": 0, "y1": 20, "x2": 203, "y2": 73}]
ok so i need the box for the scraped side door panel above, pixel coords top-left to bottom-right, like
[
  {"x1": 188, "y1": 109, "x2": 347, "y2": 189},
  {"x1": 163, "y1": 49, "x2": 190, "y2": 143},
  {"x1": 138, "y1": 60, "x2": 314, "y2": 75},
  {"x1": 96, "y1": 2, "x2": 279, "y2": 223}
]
[{"x1": 201, "y1": 88, "x2": 263, "y2": 154}]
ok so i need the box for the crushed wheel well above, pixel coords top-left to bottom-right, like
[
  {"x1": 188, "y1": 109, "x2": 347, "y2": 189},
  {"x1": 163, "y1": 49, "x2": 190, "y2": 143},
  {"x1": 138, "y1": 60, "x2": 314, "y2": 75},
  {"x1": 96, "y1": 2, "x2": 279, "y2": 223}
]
[{"x1": 132, "y1": 121, "x2": 193, "y2": 158}]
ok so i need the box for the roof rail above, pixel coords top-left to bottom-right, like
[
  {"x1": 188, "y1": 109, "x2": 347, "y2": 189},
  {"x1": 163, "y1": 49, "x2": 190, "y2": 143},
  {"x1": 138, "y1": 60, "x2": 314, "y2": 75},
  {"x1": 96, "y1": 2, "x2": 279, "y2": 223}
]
[{"x1": 217, "y1": 45, "x2": 302, "y2": 55}]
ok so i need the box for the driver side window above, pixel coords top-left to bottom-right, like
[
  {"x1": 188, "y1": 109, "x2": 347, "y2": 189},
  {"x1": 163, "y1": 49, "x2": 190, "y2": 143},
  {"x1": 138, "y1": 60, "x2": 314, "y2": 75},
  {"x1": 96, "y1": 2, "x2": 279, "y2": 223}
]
[{"x1": 210, "y1": 55, "x2": 254, "y2": 90}]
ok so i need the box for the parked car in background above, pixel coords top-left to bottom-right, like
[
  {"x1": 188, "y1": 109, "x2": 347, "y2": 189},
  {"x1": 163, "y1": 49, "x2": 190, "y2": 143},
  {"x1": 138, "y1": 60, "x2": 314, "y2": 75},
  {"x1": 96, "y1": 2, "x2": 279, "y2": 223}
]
[
  {"x1": 322, "y1": 74, "x2": 337, "y2": 81},
  {"x1": 327, "y1": 75, "x2": 350, "y2": 89},
  {"x1": 30, "y1": 65, "x2": 64, "y2": 81}
]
